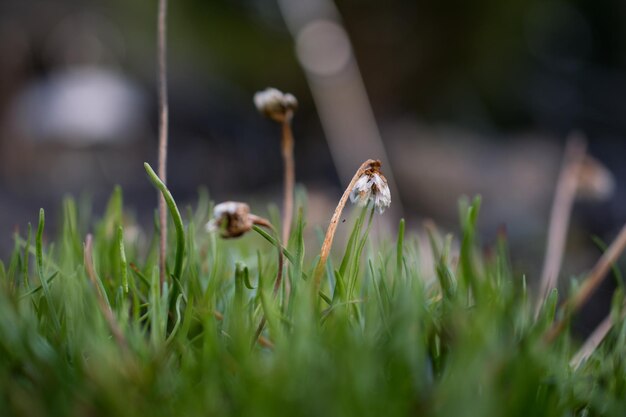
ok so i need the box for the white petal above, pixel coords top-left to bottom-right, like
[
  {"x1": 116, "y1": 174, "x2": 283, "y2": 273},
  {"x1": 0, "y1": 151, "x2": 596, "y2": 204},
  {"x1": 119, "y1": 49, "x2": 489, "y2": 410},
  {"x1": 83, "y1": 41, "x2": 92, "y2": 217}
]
[
  {"x1": 350, "y1": 175, "x2": 372, "y2": 206},
  {"x1": 214, "y1": 201, "x2": 244, "y2": 218},
  {"x1": 372, "y1": 174, "x2": 391, "y2": 213},
  {"x1": 374, "y1": 193, "x2": 391, "y2": 214},
  {"x1": 253, "y1": 88, "x2": 283, "y2": 112}
]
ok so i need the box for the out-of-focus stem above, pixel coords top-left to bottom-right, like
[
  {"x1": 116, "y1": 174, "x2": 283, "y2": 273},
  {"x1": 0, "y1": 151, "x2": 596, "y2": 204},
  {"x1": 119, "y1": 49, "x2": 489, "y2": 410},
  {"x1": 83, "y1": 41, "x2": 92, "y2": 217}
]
[
  {"x1": 570, "y1": 307, "x2": 626, "y2": 369},
  {"x1": 544, "y1": 222, "x2": 626, "y2": 343},
  {"x1": 535, "y1": 136, "x2": 586, "y2": 318},
  {"x1": 157, "y1": 0, "x2": 169, "y2": 290}
]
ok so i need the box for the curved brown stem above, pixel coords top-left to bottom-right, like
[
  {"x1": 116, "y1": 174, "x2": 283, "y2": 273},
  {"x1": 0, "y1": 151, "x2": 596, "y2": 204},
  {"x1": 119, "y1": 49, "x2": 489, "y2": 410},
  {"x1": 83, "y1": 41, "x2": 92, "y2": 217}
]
[{"x1": 313, "y1": 159, "x2": 379, "y2": 288}]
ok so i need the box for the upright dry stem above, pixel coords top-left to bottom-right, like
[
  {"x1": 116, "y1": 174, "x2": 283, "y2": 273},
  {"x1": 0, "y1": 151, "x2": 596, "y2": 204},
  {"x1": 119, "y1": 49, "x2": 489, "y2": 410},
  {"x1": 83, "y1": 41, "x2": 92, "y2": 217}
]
[
  {"x1": 157, "y1": 0, "x2": 169, "y2": 289},
  {"x1": 281, "y1": 113, "x2": 295, "y2": 244},
  {"x1": 544, "y1": 222, "x2": 626, "y2": 343},
  {"x1": 535, "y1": 136, "x2": 586, "y2": 318},
  {"x1": 280, "y1": 115, "x2": 294, "y2": 303},
  {"x1": 84, "y1": 234, "x2": 128, "y2": 353},
  {"x1": 313, "y1": 159, "x2": 378, "y2": 287}
]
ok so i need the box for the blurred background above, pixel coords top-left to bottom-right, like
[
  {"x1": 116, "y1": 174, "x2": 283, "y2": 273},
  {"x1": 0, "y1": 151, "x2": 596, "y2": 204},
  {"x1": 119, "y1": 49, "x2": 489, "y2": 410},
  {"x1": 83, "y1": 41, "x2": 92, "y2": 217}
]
[{"x1": 1, "y1": 0, "x2": 626, "y2": 330}]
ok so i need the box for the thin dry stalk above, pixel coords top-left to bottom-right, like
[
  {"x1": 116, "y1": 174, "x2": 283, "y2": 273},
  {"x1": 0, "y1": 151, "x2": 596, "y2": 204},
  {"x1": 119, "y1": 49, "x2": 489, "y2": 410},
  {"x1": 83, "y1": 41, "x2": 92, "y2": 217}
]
[
  {"x1": 280, "y1": 114, "x2": 294, "y2": 303},
  {"x1": 570, "y1": 307, "x2": 625, "y2": 369},
  {"x1": 569, "y1": 223, "x2": 626, "y2": 312},
  {"x1": 280, "y1": 112, "x2": 295, "y2": 244},
  {"x1": 544, "y1": 222, "x2": 626, "y2": 343},
  {"x1": 535, "y1": 136, "x2": 587, "y2": 318},
  {"x1": 84, "y1": 234, "x2": 129, "y2": 353},
  {"x1": 313, "y1": 159, "x2": 378, "y2": 287},
  {"x1": 157, "y1": 0, "x2": 169, "y2": 289}
]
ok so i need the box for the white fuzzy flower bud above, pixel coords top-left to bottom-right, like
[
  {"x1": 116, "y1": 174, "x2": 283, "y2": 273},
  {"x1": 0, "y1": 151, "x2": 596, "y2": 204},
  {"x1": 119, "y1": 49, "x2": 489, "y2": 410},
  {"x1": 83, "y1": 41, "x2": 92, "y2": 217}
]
[
  {"x1": 254, "y1": 87, "x2": 298, "y2": 122},
  {"x1": 206, "y1": 201, "x2": 253, "y2": 238},
  {"x1": 349, "y1": 166, "x2": 391, "y2": 214}
]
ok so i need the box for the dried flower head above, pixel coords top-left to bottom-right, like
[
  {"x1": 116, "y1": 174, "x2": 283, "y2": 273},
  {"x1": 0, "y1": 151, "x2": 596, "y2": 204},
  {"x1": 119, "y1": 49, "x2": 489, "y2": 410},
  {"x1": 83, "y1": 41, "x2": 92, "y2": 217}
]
[
  {"x1": 349, "y1": 161, "x2": 391, "y2": 214},
  {"x1": 254, "y1": 87, "x2": 298, "y2": 122},
  {"x1": 206, "y1": 201, "x2": 254, "y2": 238},
  {"x1": 576, "y1": 155, "x2": 615, "y2": 201}
]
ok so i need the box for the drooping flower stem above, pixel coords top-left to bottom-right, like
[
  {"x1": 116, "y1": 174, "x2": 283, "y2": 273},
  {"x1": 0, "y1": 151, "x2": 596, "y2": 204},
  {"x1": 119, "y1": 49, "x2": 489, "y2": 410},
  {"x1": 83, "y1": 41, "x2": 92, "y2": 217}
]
[{"x1": 313, "y1": 159, "x2": 379, "y2": 288}]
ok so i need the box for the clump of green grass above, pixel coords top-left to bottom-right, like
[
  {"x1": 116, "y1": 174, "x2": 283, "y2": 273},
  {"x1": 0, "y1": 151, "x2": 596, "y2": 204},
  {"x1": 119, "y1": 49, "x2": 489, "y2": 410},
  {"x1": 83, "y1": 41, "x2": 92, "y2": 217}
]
[{"x1": 0, "y1": 178, "x2": 625, "y2": 417}]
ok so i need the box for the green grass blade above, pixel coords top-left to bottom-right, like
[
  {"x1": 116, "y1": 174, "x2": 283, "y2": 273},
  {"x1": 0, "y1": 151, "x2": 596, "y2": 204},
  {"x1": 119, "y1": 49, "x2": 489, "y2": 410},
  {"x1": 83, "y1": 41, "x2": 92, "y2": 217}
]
[
  {"x1": 143, "y1": 162, "x2": 186, "y2": 280},
  {"x1": 36, "y1": 209, "x2": 61, "y2": 331},
  {"x1": 117, "y1": 226, "x2": 129, "y2": 293}
]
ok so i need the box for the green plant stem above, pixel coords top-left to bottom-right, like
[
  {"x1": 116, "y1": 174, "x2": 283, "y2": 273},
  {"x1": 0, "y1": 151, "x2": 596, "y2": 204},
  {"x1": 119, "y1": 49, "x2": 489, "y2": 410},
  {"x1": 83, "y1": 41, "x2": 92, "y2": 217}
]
[
  {"x1": 36, "y1": 209, "x2": 61, "y2": 331},
  {"x1": 84, "y1": 234, "x2": 128, "y2": 353},
  {"x1": 144, "y1": 163, "x2": 185, "y2": 281}
]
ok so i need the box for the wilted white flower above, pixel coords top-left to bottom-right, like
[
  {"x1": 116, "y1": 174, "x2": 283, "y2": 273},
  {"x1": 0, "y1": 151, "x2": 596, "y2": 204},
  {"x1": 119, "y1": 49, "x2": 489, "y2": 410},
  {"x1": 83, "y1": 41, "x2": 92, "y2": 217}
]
[
  {"x1": 206, "y1": 201, "x2": 254, "y2": 238},
  {"x1": 349, "y1": 164, "x2": 391, "y2": 214},
  {"x1": 254, "y1": 87, "x2": 298, "y2": 122}
]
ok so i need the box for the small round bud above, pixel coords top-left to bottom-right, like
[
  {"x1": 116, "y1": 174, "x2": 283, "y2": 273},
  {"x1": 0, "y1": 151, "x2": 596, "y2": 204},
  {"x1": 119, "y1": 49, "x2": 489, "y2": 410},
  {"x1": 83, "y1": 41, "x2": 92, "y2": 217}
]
[{"x1": 254, "y1": 87, "x2": 298, "y2": 122}]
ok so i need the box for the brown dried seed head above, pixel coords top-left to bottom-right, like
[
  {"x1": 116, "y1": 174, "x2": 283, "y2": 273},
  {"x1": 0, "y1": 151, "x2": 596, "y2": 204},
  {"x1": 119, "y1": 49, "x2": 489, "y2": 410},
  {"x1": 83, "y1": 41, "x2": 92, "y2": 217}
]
[{"x1": 206, "y1": 201, "x2": 254, "y2": 238}]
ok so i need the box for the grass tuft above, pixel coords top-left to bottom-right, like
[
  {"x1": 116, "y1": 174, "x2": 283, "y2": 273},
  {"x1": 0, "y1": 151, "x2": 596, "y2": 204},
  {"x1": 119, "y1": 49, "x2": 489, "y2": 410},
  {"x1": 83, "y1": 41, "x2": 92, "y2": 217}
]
[{"x1": 0, "y1": 190, "x2": 625, "y2": 416}]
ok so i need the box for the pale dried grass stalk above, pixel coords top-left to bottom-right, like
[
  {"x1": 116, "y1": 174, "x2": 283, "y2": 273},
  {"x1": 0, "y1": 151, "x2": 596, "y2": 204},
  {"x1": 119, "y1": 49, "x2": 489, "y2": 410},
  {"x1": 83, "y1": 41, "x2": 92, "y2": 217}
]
[
  {"x1": 535, "y1": 135, "x2": 586, "y2": 318},
  {"x1": 157, "y1": 0, "x2": 169, "y2": 289}
]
